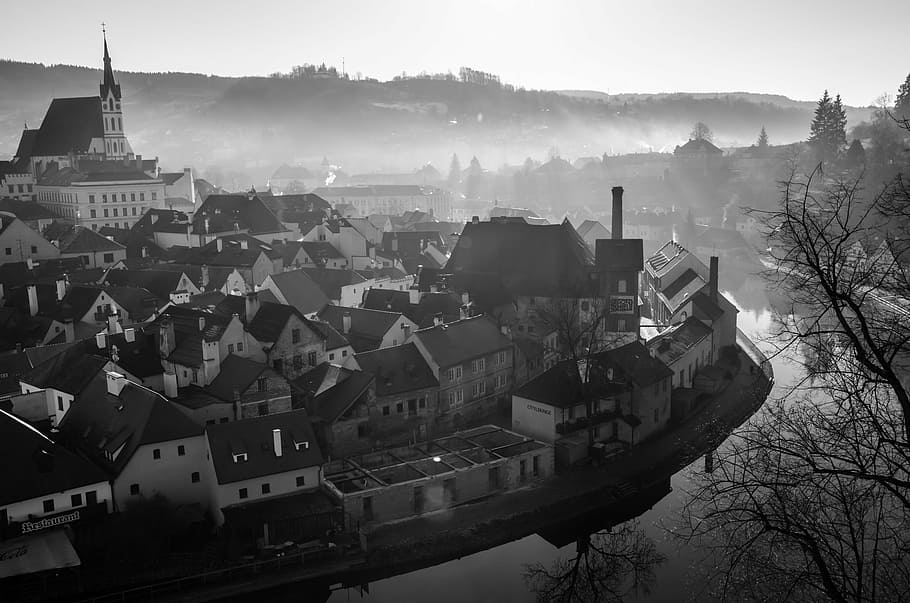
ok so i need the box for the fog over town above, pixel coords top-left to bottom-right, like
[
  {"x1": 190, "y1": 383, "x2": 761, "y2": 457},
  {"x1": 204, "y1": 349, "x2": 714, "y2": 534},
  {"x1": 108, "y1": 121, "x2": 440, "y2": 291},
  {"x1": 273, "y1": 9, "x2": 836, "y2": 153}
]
[{"x1": 1, "y1": 2, "x2": 909, "y2": 602}]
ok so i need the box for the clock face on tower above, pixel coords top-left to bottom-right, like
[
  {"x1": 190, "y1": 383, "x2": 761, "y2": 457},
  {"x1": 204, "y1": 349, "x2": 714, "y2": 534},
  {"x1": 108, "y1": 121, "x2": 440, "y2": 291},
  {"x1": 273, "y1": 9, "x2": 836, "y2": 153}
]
[{"x1": 609, "y1": 296, "x2": 634, "y2": 313}]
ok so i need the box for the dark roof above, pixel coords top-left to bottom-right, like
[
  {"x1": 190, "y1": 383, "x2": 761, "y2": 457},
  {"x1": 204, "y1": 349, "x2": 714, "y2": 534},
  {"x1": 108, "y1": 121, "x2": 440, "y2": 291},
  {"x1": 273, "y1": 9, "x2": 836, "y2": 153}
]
[
  {"x1": 575, "y1": 220, "x2": 609, "y2": 240},
  {"x1": 691, "y1": 291, "x2": 725, "y2": 321},
  {"x1": 260, "y1": 193, "x2": 330, "y2": 217},
  {"x1": 44, "y1": 223, "x2": 125, "y2": 254},
  {"x1": 298, "y1": 267, "x2": 367, "y2": 302},
  {"x1": 663, "y1": 269, "x2": 701, "y2": 299},
  {"x1": 265, "y1": 270, "x2": 331, "y2": 314},
  {"x1": 650, "y1": 317, "x2": 713, "y2": 363},
  {"x1": 21, "y1": 345, "x2": 108, "y2": 394},
  {"x1": 159, "y1": 172, "x2": 185, "y2": 186},
  {"x1": 676, "y1": 138, "x2": 723, "y2": 155},
  {"x1": 355, "y1": 343, "x2": 438, "y2": 396},
  {"x1": 513, "y1": 360, "x2": 585, "y2": 409},
  {"x1": 79, "y1": 329, "x2": 163, "y2": 378},
  {"x1": 381, "y1": 231, "x2": 447, "y2": 256},
  {"x1": 309, "y1": 319, "x2": 349, "y2": 351},
  {"x1": 0, "y1": 409, "x2": 109, "y2": 506},
  {"x1": 32, "y1": 97, "x2": 103, "y2": 157},
  {"x1": 312, "y1": 369, "x2": 374, "y2": 423},
  {"x1": 37, "y1": 162, "x2": 155, "y2": 186},
  {"x1": 646, "y1": 241, "x2": 690, "y2": 275},
  {"x1": 300, "y1": 241, "x2": 344, "y2": 262},
  {"x1": 192, "y1": 194, "x2": 286, "y2": 236},
  {"x1": 0, "y1": 258, "x2": 85, "y2": 289},
  {"x1": 595, "y1": 239, "x2": 644, "y2": 272},
  {"x1": 170, "y1": 234, "x2": 275, "y2": 268},
  {"x1": 13, "y1": 129, "x2": 38, "y2": 163},
  {"x1": 155, "y1": 306, "x2": 232, "y2": 367},
  {"x1": 0, "y1": 343, "x2": 75, "y2": 396},
  {"x1": 0, "y1": 198, "x2": 59, "y2": 221},
  {"x1": 413, "y1": 315, "x2": 511, "y2": 368},
  {"x1": 103, "y1": 269, "x2": 192, "y2": 301},
  {"x1": 317, "y1": 306, "x2": 403, "y2": 353},
  {"x1": 445, "y1": 220, "x2": 595, "y2": 300},
  {"x1": 205, "y1": 355, "x2": 270, "y2": 402},
  {"x1": 206, "y1": 410, "x2": 323, "y2": 484},
  {"x1": 58, "y1": 372, "x2": 202, "y2": 474},
  {"x1": 593, "y1": 341, "x2": 673, "y2": 387},
  {"x1": 132, "y1": 208, "x2": 191, "y2": 236}
]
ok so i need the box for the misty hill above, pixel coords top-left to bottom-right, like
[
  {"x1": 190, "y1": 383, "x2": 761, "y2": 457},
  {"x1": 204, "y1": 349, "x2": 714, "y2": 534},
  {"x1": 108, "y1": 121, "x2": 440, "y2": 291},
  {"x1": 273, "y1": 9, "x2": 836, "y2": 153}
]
[{"x1": 0, "y1": 60, "x2": 872, "y2": 185}]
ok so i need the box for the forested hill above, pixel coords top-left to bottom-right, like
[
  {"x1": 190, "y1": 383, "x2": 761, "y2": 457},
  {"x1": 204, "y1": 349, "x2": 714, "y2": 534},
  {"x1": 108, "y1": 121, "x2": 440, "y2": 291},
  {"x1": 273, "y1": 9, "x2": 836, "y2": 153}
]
[{"x1": 0, "y1": 60, "x2": 871, "y2": 179}]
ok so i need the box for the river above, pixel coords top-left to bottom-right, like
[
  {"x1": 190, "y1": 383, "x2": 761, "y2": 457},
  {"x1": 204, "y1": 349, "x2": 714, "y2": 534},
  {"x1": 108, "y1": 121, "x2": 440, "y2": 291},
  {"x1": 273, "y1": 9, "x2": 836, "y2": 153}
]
[{"x1": 321, "y1": 275, "x2": 798, "y2": 603}]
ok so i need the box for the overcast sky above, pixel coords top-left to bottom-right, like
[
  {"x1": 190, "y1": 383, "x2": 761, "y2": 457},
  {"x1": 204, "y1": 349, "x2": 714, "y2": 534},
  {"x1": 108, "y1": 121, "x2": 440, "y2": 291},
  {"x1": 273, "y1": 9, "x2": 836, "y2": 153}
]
[{"x1": 1, "y1": 0, "x2": 905, "y2": 106}]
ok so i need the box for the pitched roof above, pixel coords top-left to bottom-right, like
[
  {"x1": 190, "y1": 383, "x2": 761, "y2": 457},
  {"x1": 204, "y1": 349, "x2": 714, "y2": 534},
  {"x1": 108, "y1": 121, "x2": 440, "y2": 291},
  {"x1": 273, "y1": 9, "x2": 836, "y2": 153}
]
[
  {"x1": 298, "y1": 267, "x2": 367, "y2": 302},
  {"x1": 169, "y1": 234, "x2": 275, "y2": 268},
  {"x1": 58, "y1": 373, "x2": 202, "y2": 474},
  {"x1": 649, "y1": 316, "x2": 713, "y2": 364},
  {"x1": 312, "y1": 184, "x2": 441, "y2": 197},
  {"x1": 44, "y1": 223, "x2": 125, "y2": 254},
  {"x1": 676, "y1": 138, "x2": 723, "y2": 155},
  {"x1": 159, "y1": 172, "x2": 185, "y2": 186},
  {"x1": 192, "y1": 194, "x2": 286, "y2": 236},
  {"x1": 0, "y1": 342, "x2": 75, "y2": 396},
  {"x1": 646, "y1": 240, "x2": 690, "y2": 276},
  {"x1": 309, "y1": 319, "x2": 349, "y2": 351},
  {"x1": 660, "y1": 269, "x2": 706, "y2": 312},
  {"x1": 0, "y1": 257, "x2": 85, "y2": 289},
  {"x1": 264, "y1": 270, "x2": 331, "y2": 313},
  {"x1": 0, "y1": 198, "x2": 59, "y2": 221},
  {"x1": 103, "y1": 269, "x2": 191, "y2": 301},
  {"x1": 260, "y1": 193, "x2": 330, "y2": 216},
  {"x1": 206, "y1": 410, "x2": 323, "y2": 484},
  {"x1": 593, "y1": 341, "x2": 673, "y2": 387},
  {"x1": 80, "y1": 328, "x2": 163, "y2": 378},
  {"x1": 21, "y1": 344, "x2": 108, "y2": 393},
  {"x1": 513, "y1": 360, "x2": 585, "y2": 409},
  {"x1": 317, "y1": 305, "x2": 403, "y2": 352},
  {"x1": 354, "y1": 343, "x2": 438, "y2": 396},
  {"x1": 205, "y1": 355, "x2": 270, "y2": 402},
  {"x1": 413, "y1": 315, "x2": 511, "y2": 368},
  {"x1": 362, "y1": 288, "x2": 411, "y2": 315},
  {"x1": 691, "y1": 291, "x2": 724, "y2": 321},
  {"x1": 311, "y1": 369, "x2": 374, "y2": 423},
  {"x1": 445, "y1": 220, "x2": 595, "y2": 299},
  {"x1": 0, "y1": 409, "x2": 109, "y2": 506},
  {"x1": 31, "y1": 97, "x2": 103, "y2": 157}
]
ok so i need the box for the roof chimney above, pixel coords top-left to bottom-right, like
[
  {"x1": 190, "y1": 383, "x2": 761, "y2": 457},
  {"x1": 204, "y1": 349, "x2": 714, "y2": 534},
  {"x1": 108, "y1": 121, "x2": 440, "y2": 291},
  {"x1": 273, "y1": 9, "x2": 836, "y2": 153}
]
[
  {"x1": 611, "y1": 186, "x2": 624, "y2": 240},
  {"x1": 245, "y1": 291, "x2": 260, "y2": 323},
  {"x1": 27, "y1": 284, "x2": 39, "y2": 316},
  {"x1": 215, "y1": 236, "x2": 222, "y2": 252},
  {"x1": 342, "y1": 310, "x2": 352, "y2": 334},
  {"x1": 200, "y1": 264, "x2": 210, "y2": 290},
  {"x1": 106, "y1": 371, "x2": 127, "y2": 397},
  {"x1": 471, "y1": 215, "x2": 479, "y2": 224},
  {"x1": 124, "y1": 327, "x2": 136, "y2": 343},
  {"x1": 55, "y1": 278, "x2": 67, "y2": 302},
  {"x1": 163, "y1": 370, "x2": 178, "y2": 398},
  {"x1": 709, "y1": 256, "x2": 719, "y2": 303},
  {"x1": 96, "y1": 332, "x2": 107, "y2": 349},
  {"x1": 273, "y1": 428, "x2": 283, "y2": 457},
  {"x1": 240, "y1": 239, "x2": 248, "y2": 250},
  {"x1": 63, "y1": 318, "x2": 75, "y2": 343},
  {"x1": 434, "y1": 312, "x2": 444, "y2": 327}
]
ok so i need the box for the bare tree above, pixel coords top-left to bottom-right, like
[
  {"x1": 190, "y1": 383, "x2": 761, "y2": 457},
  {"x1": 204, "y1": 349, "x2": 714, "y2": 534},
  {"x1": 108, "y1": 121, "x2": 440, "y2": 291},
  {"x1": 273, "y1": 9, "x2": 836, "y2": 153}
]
[
  {"x1": 691, "y1": 121, "x2": 713, "y2": 142},
  {"x1": 524, "y1": 520, "x2": 665, "y2": 603},
  {"x1": 675, "y1": 164, "x2": 910, "y2": 602}
]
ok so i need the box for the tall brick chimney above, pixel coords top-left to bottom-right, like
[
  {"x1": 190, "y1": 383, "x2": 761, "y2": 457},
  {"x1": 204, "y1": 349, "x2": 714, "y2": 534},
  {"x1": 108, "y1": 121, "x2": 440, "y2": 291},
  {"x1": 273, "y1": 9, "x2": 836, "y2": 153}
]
[{"x1": 611, "y1": 186, "x2": 624, "y2": 240}]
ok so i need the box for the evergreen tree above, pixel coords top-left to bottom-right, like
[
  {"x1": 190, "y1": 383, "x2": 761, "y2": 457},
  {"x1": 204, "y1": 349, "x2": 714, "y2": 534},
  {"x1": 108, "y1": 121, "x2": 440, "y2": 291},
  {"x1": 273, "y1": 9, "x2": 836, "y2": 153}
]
[
  {"x1": 846, "y1": 139, "x2": 866, "y2": 167},
  {"x1": 896, "y1": 73, "x2": 910, "y2": 119},
  {"x1": 832, "y1": 94, "x2": 848, "y2": 152},
  {"x1": 757, "y1": 126, "x2": 769, "y2": 150},
  {"x1": 464, "y1": 156, "x2": 484, "y2": 199},
  {"x1": 447, "y1": 153, "x2": 461, "y2": 192},
  {"x1": 808, "y1": 90, "x2": 833, "y2": 160}
]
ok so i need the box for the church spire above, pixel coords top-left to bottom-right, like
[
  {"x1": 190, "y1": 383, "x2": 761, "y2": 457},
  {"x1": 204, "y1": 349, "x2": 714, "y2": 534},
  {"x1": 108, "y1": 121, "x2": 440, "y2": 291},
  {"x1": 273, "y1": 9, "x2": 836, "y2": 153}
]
[{"x1": 100, "y1": 25, "x2": 121, "y2": 100}]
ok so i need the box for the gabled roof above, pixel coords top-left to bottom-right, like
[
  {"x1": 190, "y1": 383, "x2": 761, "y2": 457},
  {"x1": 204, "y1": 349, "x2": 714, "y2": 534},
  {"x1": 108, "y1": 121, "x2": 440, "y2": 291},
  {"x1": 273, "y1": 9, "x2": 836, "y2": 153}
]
[
  {"x1": 159, "y1": 172, "x2": 186, "y2": 186},
  {"x1": 362, "y1": 289, "x2": 411, "y2": 315},
  {"x1": 646, "y1": 240, "x2": 690, "y2": 276},
  {"x1": 205, "y1": 355, "x2": 271, "y2": 402},
  {"x1": 691, "y1": 291, "x2": 725, "y2": 321},
  {"x1": 593, "y1": 341, "x2": 673, "y2": 387},
  {"x1": 44, "y1": 223, "x2": 125, "y2": 254},
  {"x1": 0, "y1": 198, "x2": 59, "y2": 221},
  {"x1": 13, "y1": 129, "x2": 38, "y2": 164},
  {"x1": 59, "y1": 372, "x2": 202, "y2": 475},
  {"x1": 309, "y1": 319, "x2": 349, "y2": 351},
  {"x1": 676, "y1": 138, "x2": 723, "y2": 155},
  {"x1": 513, "y1": 360, "x2": 585, "y2": 409},
  {"x1": 0, "y1": 342, "x2": 75, "y2": 396},
  {"x1": 0, "y1": 409, "x2": 109, "y2": 506},
  {"x1": 31, "y1": 97, "x2": 103, "y2": 157},
  {"x1": 595, "y1": 239, "x2": 644, "y2": 272},
  {"x1": 412, "y1": 315, "x2": 511, "y2": 368},
  {"x1": 0, "y1": 257, "x2": 85, "y2": 289},
  {"x1": 311, "y1": 369, "x2": 374, "y2": 423},
  {"x1": 260, "y1": 193, "x2": 330, "y2": 216},
  {"x1": 317, "y1": 306, "x2": 403, "y2": 353},
  {"x1": 298, "y1": 267, "x2": 367, "y2": 302},
  {"x1": 355, "y1": 343, "x2": 438, "y2": 396},
  {"x1": 80, "y1": 328, "x2": 162, "y2": 378},
  {"x1": 155, "y1": 306, "x2": 232, "y2": 367},
  {"x1": 575, "y1": 219, "x2": 610, "y2": 240},
  {"x1": 103, "y1": 269, "x2": 191, "y2": 302},
  {"x1": 300, "y1": 241, "x2": 344, "y2": 263},
  {"x1": 0, "y1": 307, "x2": 58, "y2": 350},
  {"x1": 206, "y1": 410, "x2": 323, "y2": 484},
  {"x1": 649, "y1": 316, "x2": 713, "y2": 363},
  {"x1": 132, "y1": 208, "x2": 192, "y2": 236},
  {"x1": 445, "y1": 220, "x2": 595, "y2": 300},
  {"x1": 192, "y1": 194, "x2": 286, "y2": 236},
  {"x1": 264, "y1": 270, "x2": 331, "y2": 314},
  {"x1": 660, "y1": 269, "x2": 706, "y2": 313},
  {"x1": 21, "y1": 345, "x2": 109, "y2": 394},
  {"x1": 170, "y1": 234, "x2": 275, "y2": 268}
]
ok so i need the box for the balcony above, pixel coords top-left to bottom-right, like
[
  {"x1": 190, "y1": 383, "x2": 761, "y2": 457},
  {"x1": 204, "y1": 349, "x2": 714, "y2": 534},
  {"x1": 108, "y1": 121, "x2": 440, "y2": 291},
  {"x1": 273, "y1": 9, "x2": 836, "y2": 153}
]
[{"x1": 556, "y1": 408, "x2": 621, "y2": 435}]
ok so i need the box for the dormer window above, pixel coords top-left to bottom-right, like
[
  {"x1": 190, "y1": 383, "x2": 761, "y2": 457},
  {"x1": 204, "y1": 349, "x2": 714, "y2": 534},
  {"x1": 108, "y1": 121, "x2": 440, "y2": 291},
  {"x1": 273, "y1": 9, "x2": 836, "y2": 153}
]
[{"x1": 232, "y1": 452, "x2": 248, "y2": 463}]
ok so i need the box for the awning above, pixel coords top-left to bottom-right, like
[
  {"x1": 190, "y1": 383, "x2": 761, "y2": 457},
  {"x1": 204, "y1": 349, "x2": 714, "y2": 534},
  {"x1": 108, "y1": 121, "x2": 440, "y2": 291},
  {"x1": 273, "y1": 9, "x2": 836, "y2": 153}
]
[{"x1": 0, "y1": 529, "x2": 80, "y2": 579}]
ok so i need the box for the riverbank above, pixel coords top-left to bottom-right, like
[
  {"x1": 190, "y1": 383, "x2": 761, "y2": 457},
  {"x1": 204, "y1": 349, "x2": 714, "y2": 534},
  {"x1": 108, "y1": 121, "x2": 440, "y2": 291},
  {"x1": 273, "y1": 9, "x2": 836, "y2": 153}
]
[{"x1": 141, "y1": 344, "x2": 772, "y2": 602}]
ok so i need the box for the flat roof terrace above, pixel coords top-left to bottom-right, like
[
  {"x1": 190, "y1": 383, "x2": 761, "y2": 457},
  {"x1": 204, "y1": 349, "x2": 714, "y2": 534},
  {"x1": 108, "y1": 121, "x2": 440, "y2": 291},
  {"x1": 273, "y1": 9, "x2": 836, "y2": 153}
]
[{"x1": 323, "y1": 425, "x2": 548, "y2": 494}]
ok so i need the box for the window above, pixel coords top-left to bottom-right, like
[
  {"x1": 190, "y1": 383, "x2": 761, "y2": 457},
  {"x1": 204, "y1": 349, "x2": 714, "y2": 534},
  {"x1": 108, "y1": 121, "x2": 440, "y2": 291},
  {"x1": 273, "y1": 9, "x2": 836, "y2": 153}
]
[
  {"x1": 258, "y1": 403, "x2": 269, "y2": 416},
  {"x1": 131, "y1": 193, "x2": 136, "y2": 202},
  {"x1": 472, "y1": 380, "x2": 486, "y2": 398},
  {"x1": 472, "y1": 358, "x2": 485, "y2": 374},
  {"x1": 29, "y1": 245, "x2": 37, "y2": 254},
  {"x1": 261, "y1": 483, "x2": 271, "y2": 495},
  {"x1": 130, "y1": 484, "x2": 140, "y2": 495},
  {"x1": 293, "y1": 355, "x2": 303, "y2": 370},
  {"x1": 86, "y1": 490, "x2": 97, "y2": 505},
  {"x1": 237, "y1": 342, "x2": 244, "y2": 352},
  {"x1": 151, "y1": 192, "x2": 157, "y2": 200},
  {"x1": 447, "y1": 366, "x2": 462, "y2": 383},
  {"x1": 103, "y1": 253, "x2": 114, "y2": 263},
  {"x1": 153, "y1": 448, "x2": 161, "y2": 460},
  {"x1": 396, "y1": 402, "x2": 404, "y2": 414},
  {"x1": 418, "y1": 397, "x2": 426, "y2": 409},
  {"x1": 132, "y1": 207, "x2": 137, "y2": 216},
  {"x1": 292, "y1": 328, "x2": 300, "y2": 344},
  {"x1": 238, "y1": 488, "x2": 248, "y2": 500},
  {"x1": 382, "y1": 405, "x2": 390, "y2": 416},
  {"x1": 618, "y1": 279, "x2": 628, "y2": 293},
  {"x1": 6, "y1": 185, "x2": 11, "y2": 194},
  {"x1": 272, "y1": 359, "x2": 283, "y2": 373},
  {"x1": 4, "y1": 248, "x2": 10, "y2": 256},
  {"x1": 191, "y1": 472, "x2": 200, "y2": 483},
  {"x1": 114, "y1": 222, "x2": 119, "y2": 229},
  {"x1": 89, "y1": 194, "x2": 95, "y2": 203},
  {"x1": 118, "y1": 117, "x2": 122, "y2": 130},
  {"x1": 43, "y1": 499, "x2": 55, "y2": 513},
  {"x1": 532, "y1": 455, "x2": 540, "y2": 477},
  {"x1": 228, "y1": 344, "x2": 235, "y2": 354},
  {"x1": 103, "y1": 208, "x2": 109, "y2": 217},
  {"x1": 296, "y1": 475, "x2": 306, "y2": 487},
  {"x1": 113, "y1": 208, "x2": 118, "y2": 217},
  {"x1": 90, "y1": 209, "x2": 96, "y2": 218},
  {"x1": 139, "y1": 192, "x2": 145, "y2": 201},
  {"x1": 121, "y1": 194, "x2": 127, "y2": 202},
  {"x1": 448, "y1": 389, "x2": 464, "y2": 406},
  {"x1": 342, "y1": 350, "x2": 348, "y2": 357},
  {"x1": 17, "y1": 184, "x2": 24, "y2": 193},
  {"x1": 57, "y1": 396, "x2": 64, "y2": 411},
  {"x1": 308, "y1": 350, "x2": 317, "y2": 366},
  {"x1": 329, "y1": 353, "x2": 335, "y2": 361},
  {"x1": 177, "y1": 445, "x2": 186, "y2": 456},
  {"x1": 497, "y1": 351, "x2": 507, "y2": 366}
]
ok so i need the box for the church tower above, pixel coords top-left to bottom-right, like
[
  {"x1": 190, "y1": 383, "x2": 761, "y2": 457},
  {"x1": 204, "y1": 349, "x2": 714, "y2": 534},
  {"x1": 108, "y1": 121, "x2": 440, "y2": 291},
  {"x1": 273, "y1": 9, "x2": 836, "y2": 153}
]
[{"x1": 99, "y1": 30, "x2": 131, "y2": 159}]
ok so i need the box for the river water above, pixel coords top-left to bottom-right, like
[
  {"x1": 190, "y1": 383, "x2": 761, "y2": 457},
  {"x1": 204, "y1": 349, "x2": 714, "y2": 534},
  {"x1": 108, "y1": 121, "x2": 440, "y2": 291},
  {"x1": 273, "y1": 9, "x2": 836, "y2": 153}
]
[{"x1": 324, "y1": 275, "x2": 799, "y2": 603}]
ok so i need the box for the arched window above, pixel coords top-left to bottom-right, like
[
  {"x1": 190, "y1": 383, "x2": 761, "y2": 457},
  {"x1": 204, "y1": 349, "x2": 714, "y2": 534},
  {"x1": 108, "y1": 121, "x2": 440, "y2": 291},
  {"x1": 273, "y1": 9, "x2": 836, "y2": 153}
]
[
  {"x1": 117, "y1": 117, "x2": 122, "y2": 130},
  {"x1": 108, "y1": 99, "x2": 114, "y2": 111}
]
